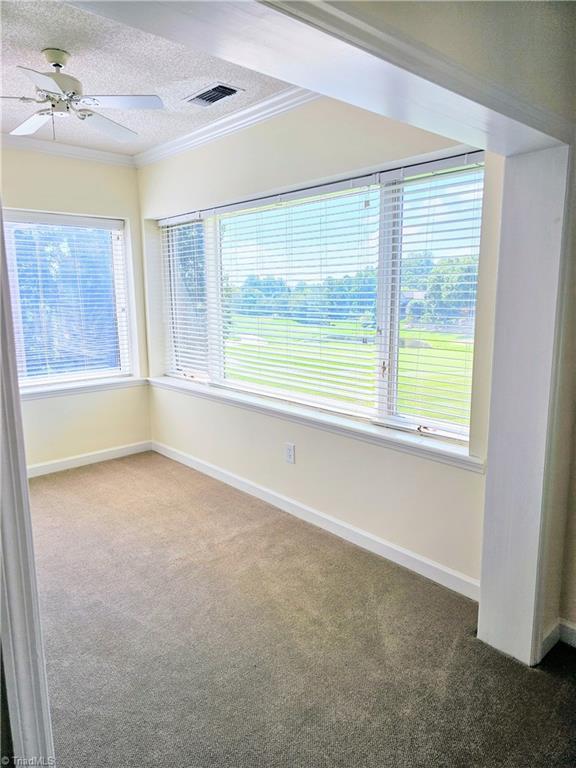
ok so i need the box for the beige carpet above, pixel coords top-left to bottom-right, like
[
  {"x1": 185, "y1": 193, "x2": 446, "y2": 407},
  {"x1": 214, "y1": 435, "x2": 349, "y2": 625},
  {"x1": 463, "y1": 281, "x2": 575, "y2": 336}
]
[{"x1": 29, "y1": 452, "x2": 576, "y2": 767}]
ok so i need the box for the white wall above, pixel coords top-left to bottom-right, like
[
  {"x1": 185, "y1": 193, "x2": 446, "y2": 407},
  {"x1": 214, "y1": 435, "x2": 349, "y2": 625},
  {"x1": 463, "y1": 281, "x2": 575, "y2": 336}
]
[
  {"x1": 22, "y1": 386, "x2": 149, "y2": 467},
  {"x1": 151, "y1": 386, "x2": 484, "y2": 577},
  {"x1": 1, "y1": 149, "x2": 151, "y2": 464},
  {"x1": 137, "y1": 96, "x2": 457, "y2": 219},
  {"x1": 139, "y1": 96, "x2": 500, "y2": 584}
]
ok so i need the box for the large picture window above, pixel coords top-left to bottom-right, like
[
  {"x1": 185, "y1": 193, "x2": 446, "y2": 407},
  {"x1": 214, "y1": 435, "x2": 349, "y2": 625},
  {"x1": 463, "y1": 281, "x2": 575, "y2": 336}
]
[
  {"x1": 4, "y1": 212, "x2": 131, "y2": 387},
  {"x1": 161, "y1": 155, "x2": 484, "y2": 438}
]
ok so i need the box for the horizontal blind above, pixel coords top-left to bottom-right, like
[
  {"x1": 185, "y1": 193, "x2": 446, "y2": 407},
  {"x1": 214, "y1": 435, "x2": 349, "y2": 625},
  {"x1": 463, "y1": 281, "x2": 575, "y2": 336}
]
[
  {"x1": 160, "y1": 154, "x2": 484, "y2": 439},
  {"x1": 4, "y1": 217, "x2": 131, "y2": 386},
  {"x1": 215, "y1": 185, "x2": 381, "y2": 415},
  {"x1": 378, "y1": 164, "x2": 484, "y2": 434},
  {"x1": 161, "y1": 220, "x2": 209, "y2": 379}
]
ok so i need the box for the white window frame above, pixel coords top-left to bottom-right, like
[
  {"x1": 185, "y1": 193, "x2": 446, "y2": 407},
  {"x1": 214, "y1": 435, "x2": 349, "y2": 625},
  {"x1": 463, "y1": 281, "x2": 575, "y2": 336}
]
[{"x1": 3, "y1": 210, "x2": 135, "y2": 391}]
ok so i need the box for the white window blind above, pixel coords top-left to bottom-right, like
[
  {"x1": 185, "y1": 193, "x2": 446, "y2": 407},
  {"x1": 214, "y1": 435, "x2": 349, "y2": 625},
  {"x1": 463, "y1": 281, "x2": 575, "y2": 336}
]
[
  {"x1": 4, "y1": 214, "x2": 131, "y2": 386},
  {"x1": 162, "y1": 220, "x2": 208, "y2": 378},
  {"x1": 160, "y1": 155, "x2": 484, "y2": 439}
]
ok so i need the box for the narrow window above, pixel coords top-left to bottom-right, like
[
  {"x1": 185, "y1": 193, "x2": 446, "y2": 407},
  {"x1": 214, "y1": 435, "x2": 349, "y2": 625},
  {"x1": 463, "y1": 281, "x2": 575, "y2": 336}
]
[{"x1": 162, "y1": 220, "x2": 208, "y2": 379}]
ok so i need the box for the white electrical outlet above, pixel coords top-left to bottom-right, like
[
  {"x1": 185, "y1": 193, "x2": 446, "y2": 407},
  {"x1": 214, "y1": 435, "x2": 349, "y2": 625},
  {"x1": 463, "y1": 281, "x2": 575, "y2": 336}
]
[{"x1": 285, "y1": 442, "x2": 296, "y2": 464}]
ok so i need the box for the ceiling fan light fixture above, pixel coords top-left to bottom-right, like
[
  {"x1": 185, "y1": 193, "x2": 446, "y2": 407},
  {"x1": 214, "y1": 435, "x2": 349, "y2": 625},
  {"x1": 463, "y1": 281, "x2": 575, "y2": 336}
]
[{"x1": 51, "y1": 101, "x2": 70, "y2": 118}]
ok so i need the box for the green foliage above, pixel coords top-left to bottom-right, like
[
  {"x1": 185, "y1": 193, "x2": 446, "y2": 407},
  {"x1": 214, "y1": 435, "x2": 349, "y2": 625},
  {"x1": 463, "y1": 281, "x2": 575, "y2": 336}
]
[
  {"x1": 406, "y1": 299, "x2": 426, "y2": 323},
  {"x1": 224, "y1": 253, "x2": 477, "y2": 330},
  {"x1": 422, "y1": 257, "x2": 478, "y2": 324},
  {"x1": 230, "y1": 269, "x2": 378, "y2": 325}
]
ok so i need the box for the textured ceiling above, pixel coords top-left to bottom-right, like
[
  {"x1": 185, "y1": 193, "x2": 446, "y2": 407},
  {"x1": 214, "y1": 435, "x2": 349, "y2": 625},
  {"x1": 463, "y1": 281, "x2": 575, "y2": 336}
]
[{"x1": 0, "y1": 1, "x2": 290, "y2": 155}]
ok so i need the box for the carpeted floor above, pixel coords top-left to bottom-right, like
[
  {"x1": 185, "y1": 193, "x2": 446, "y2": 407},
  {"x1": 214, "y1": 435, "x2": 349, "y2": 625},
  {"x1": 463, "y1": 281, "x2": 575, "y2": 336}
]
[{"x1": 29, "y1": 452, "x2": 576, "y2": 768}]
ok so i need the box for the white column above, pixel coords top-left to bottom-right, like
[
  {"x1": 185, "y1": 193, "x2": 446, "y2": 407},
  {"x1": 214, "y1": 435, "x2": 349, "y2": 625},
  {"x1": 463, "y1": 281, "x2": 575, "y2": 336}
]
[
  {"x1": 478, "y1": 145, "x2": 571, "y2": 664},
  {"x1": 1, "y1": 205, "x2": 55, "y2": 758}
]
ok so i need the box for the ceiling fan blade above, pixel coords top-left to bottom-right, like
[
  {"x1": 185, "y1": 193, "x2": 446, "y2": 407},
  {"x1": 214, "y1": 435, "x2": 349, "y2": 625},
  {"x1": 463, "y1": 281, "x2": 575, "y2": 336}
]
[
  {"x1": 16, "y1": 66, "x2": 64, "y2": 95},
  {"x1": 76, "y1": 94, "x2": 163, "y2": 110},
  {"x1": 1, "y1": 96, "x2": 39, "y2": 102},
  {"x1": 10, "y1": 110, "x2": 52, "y2": 136},
  {"x1": 77, "y1": 109, "x2": 137, "y2": 142}
]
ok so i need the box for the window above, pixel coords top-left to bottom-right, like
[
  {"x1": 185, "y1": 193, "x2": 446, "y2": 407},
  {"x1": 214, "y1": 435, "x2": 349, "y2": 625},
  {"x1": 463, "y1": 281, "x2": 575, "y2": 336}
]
[
  {"x1": 160, "y1": 154, "x2": 484, "y2": 439},
  {"x1": 4, "y1": 212, "x2": 131, "y2": 387}
]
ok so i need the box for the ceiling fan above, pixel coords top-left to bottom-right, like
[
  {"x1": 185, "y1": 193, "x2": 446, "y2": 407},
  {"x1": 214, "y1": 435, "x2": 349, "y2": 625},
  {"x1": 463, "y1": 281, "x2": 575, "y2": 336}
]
[{"x1": 2, "y1": 48, "x2": 164, "y2": 142}]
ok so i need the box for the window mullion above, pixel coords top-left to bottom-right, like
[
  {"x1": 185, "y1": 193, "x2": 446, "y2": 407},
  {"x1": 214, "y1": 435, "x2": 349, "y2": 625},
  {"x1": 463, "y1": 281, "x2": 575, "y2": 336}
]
[
  {"x1": 163, "y1": 227, "x2": 178, "y2": 373},
  {"x1": 376, "y1": 180, "x2": 403, "y2": 419},
  {"x1": 112, "y1": 231, "x2": 131, "y2": 375},
  {"x1": 204, "y1": 217, "x2": 224, "y2": 383}
]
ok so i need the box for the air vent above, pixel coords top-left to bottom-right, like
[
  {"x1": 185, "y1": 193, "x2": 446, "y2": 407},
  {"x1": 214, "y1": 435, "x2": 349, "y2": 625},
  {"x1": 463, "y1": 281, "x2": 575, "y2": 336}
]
[{"x1": 185, "y1": 83, "x2": 241, "y2": 107}]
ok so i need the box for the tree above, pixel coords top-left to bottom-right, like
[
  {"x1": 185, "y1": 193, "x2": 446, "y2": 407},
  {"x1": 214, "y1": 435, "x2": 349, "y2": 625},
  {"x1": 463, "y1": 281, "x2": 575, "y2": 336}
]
[
  {"x1": 424, "y1": 257, "x2": 477, "y2": 325},
  {"x1": 401, "y1": 254, "x2": 434, "y2": 291},
  {"x1": 406, "y1": 299, "x2": 426, "y2": 324}
]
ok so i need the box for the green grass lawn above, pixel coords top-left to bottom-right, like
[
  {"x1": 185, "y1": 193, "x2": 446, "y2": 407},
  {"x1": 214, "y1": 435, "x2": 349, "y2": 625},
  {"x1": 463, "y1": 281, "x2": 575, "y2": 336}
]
[{"x1": 224, "y1": 314, "x2": 473, "y2": 427}]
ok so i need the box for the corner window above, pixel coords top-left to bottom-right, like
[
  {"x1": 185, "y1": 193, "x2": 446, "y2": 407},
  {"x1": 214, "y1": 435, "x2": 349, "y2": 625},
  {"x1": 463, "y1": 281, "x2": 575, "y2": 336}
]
[{"x1": 160, "y1": 155, "x2": 484, "y2": 439}]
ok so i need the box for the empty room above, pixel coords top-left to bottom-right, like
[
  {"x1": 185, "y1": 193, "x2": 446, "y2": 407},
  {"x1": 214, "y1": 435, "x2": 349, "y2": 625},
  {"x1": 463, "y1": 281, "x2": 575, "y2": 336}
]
[{"x1": 1, "y1": 2, "x2": 576, "y2": 766}]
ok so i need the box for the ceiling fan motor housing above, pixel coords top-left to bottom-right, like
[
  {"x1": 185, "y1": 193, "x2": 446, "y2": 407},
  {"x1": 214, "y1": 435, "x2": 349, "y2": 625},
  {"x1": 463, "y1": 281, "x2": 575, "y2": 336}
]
[
  {"x1": 42, "y1": 48, "x2": 70, "y2": 69},
  {"x1": 40, "y1": 49, "x2": 82, "y2": 97}
]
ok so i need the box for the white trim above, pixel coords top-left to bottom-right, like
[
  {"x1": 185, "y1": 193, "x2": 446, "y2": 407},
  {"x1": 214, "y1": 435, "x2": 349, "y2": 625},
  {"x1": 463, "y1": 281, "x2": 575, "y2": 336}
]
[
  {"x1": 20, "y1": 376, "x2": 147, "y2": 401},
  {"x1": 541, "y1": 623, "x2": 561, "y2": 659},
  {"x1": 152, "y1": 441, "x2": 480, "y2": 601},
  {"x1": 266, "y1": 0, "x2": 574, "y2": 145},
  {"x1": 27, "y1": 441, "x2": 153, "y2": 478},
  {"x1": 541, "y1": 619, "x2": 576, "y2": 655},
  {"x1": 149, "y1": 376, "x2": 484, "y2": 473},
  {"x1": 559, "y1": 619, "x2": 576, "y2": 649},
  {"x1": 134, "y1": 87, "x2": 317, "y2": 166},
  {"x1": 4, "y1": 209, "x2": 124, "y2": 231},
  {"x1": 1, "y1": 203, "x2": 55, "y2": 759},
  {"x1": 1, "y1": 134, "x2": 134, "y2": 166}
]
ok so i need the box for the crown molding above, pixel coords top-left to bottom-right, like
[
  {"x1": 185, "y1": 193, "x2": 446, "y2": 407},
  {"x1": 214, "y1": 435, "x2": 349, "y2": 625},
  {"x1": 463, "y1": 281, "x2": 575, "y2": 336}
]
[
  {"x1": 134, "y1": 87, "x2": 318, "y2": 167},
  {"x1": 1, "y1": 88, "x2": 318, "y2": 169},
  {"x1": 1, "y1": 134, "x2": 135, "y2": 166}
]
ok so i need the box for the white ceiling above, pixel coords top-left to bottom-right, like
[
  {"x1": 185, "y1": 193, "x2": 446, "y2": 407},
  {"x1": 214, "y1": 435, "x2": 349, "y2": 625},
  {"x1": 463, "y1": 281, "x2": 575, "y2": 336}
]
[{"x1": 0, "y1": 1, "x2": 291, "y2": 155}]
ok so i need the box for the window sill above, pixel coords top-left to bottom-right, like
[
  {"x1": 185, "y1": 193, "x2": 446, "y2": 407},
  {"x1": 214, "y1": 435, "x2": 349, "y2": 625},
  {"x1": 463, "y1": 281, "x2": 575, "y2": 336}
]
[
  {"x1": 149, "y1": 376, "x2": 485, "y2": 473},
  {"x1": 19, "y1": 376, "x2": 147, "y2": 400}
]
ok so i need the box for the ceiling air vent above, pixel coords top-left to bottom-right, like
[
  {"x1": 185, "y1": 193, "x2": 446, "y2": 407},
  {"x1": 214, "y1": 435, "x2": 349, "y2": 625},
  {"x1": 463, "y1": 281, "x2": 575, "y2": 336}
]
[{"x1": 184, "y1": 83, "x2": 241, "y2": 107}]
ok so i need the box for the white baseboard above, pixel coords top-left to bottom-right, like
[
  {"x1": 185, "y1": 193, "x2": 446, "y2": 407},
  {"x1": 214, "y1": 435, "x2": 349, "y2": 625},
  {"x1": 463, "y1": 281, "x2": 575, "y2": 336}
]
[
  {"x1": 152, "y1": 441, "x2": 480, "y2": 601},
  {"x1": 27, "y1": 441, "x2": 153, "y2": 478},
  {"x1": 541, "y1": 623, "x2": 561, "y2": 660},
  {"x1": 560, "y1": 618, "x2": 576, "y2": 649},
  {"x1": 539, "y1": 618, "x2": 576, "y2": 660}
]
